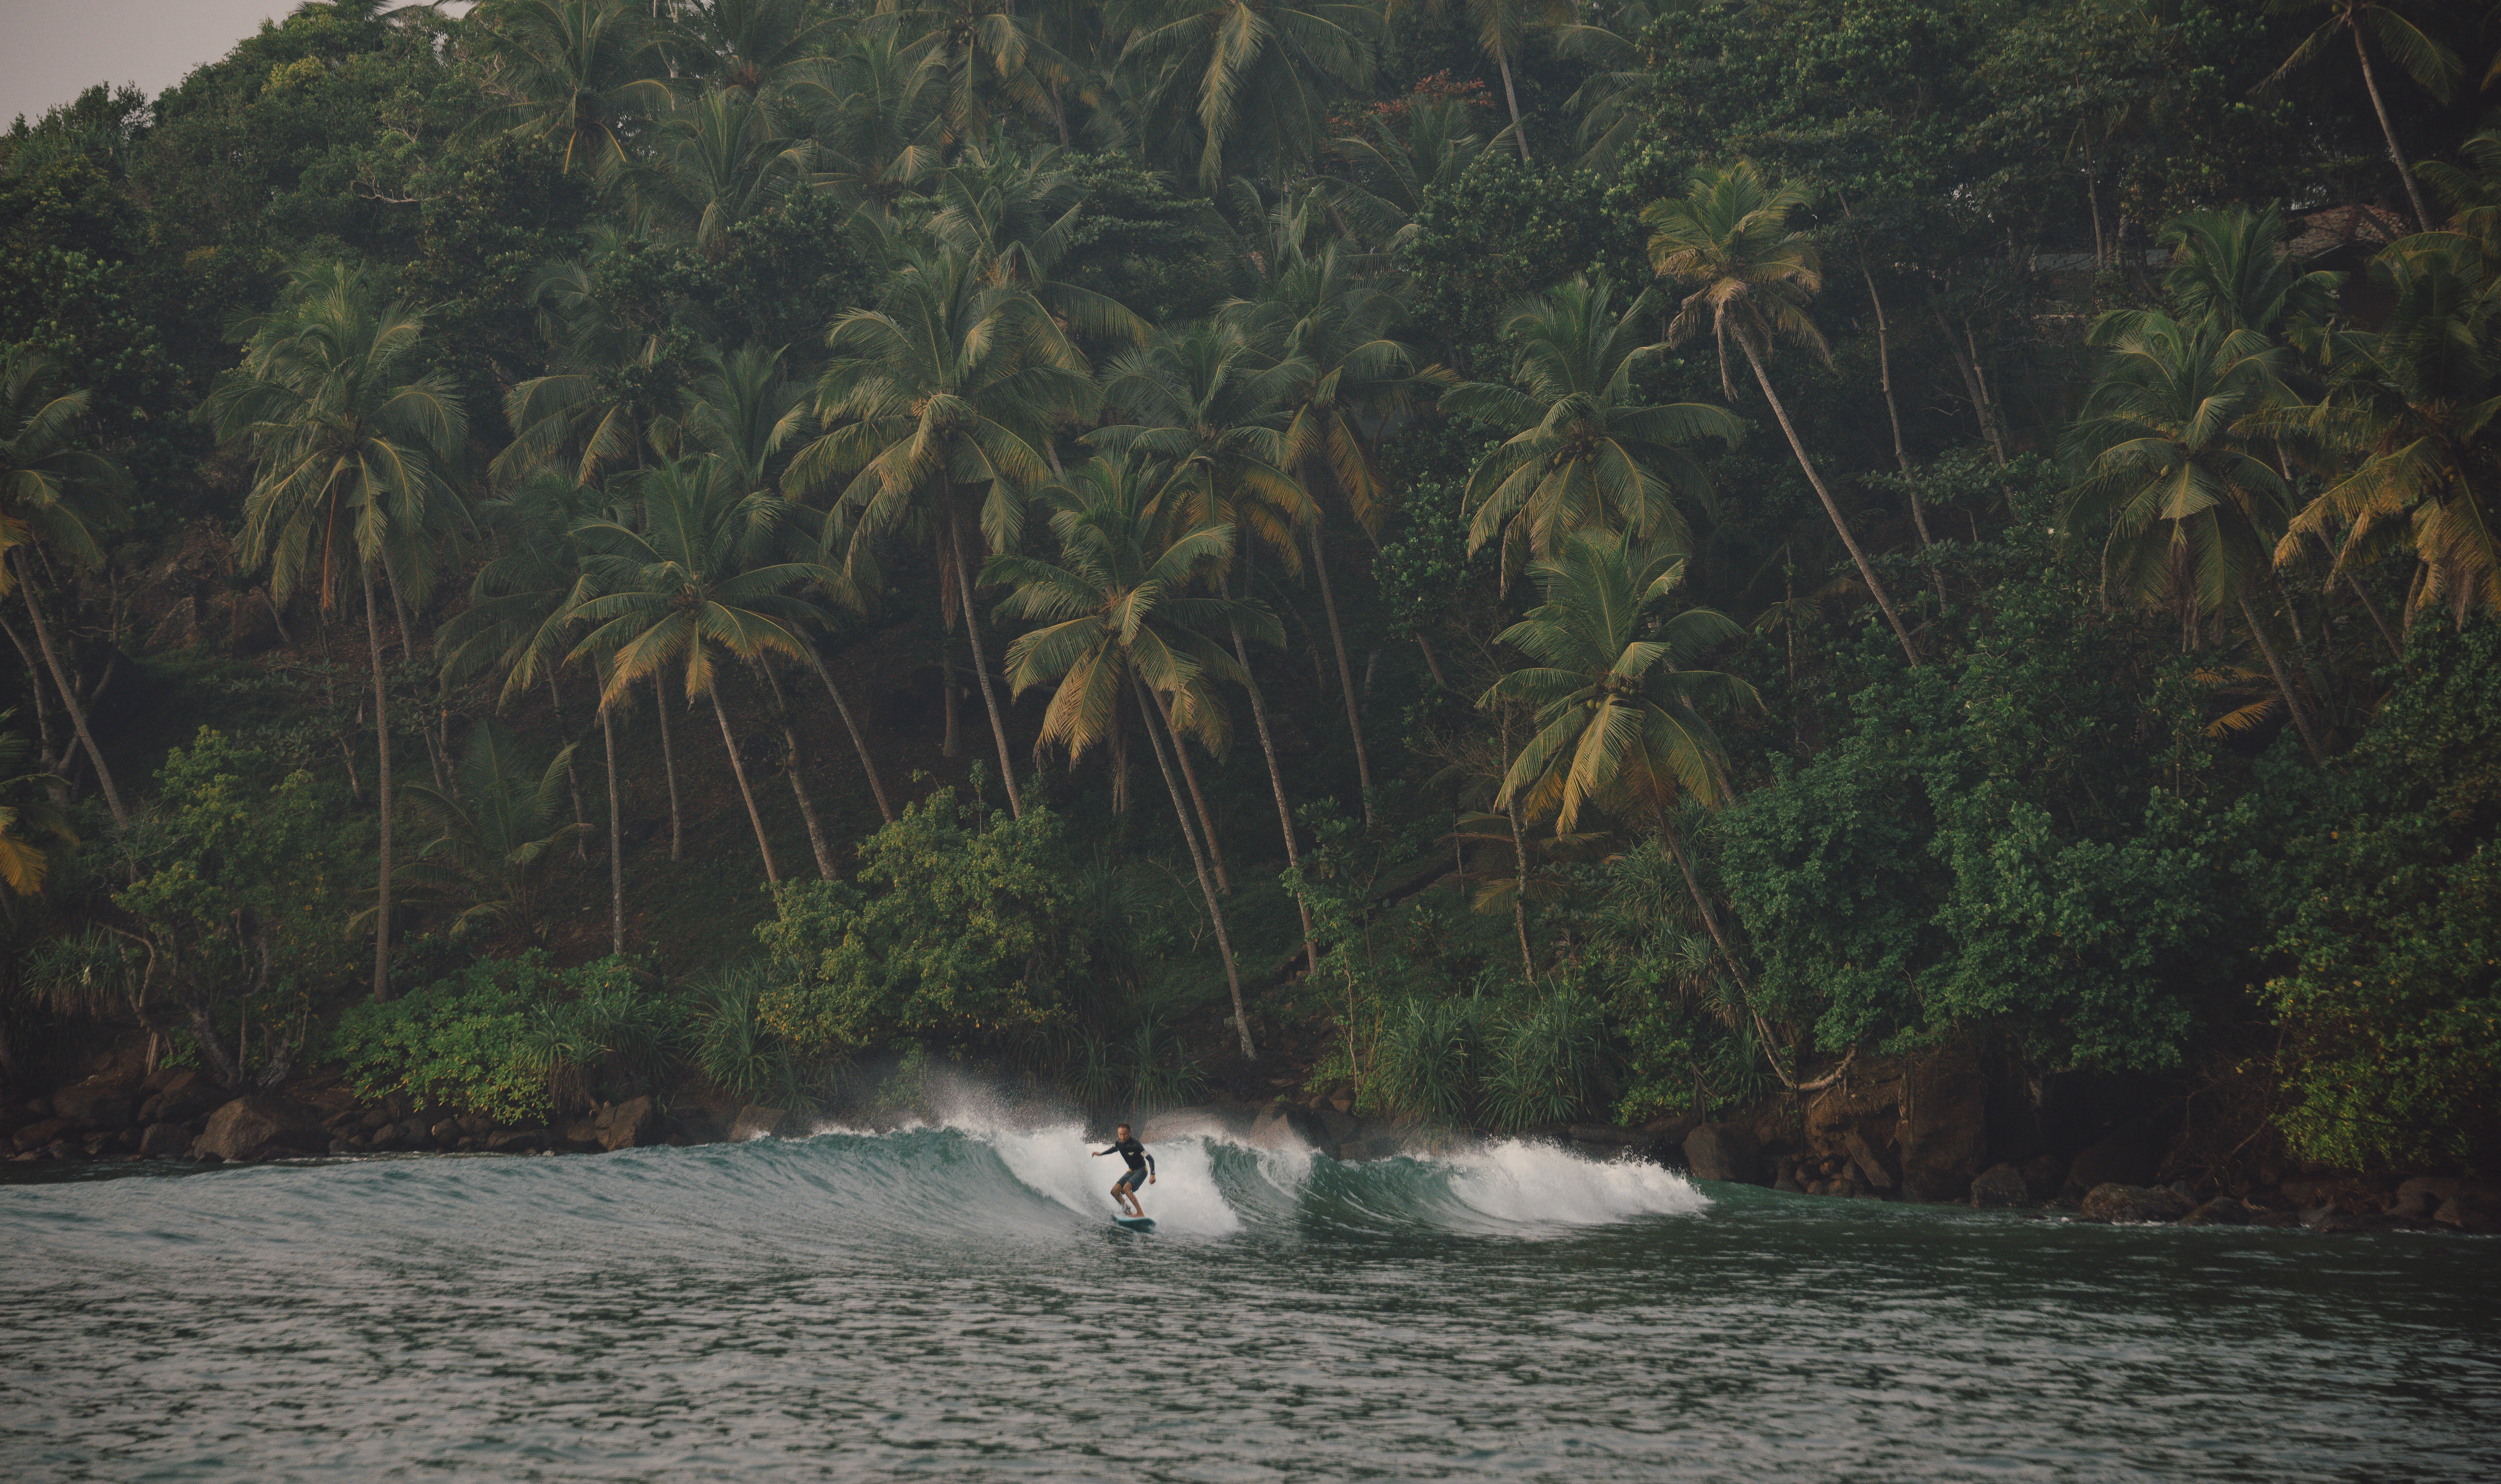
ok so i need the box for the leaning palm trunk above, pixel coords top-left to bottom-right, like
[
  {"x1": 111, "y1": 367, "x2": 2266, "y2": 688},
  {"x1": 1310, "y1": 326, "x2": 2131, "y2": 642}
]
[
  {"x1": 1165, "y1": 710, "x2": 1231, "y2": 894},
  {"x1": 1496, "y1": 49, "x2": 1530, "y2": 162},
  {"x1": 802, "y1": 643, "x2": 894, "y2": 823},
  {"x1": 2238, "y1": 595, "x2": 2325, "y2": 763},
  {"x1": 1228, "y1": 606, "x2": 1318, "y2": 974},
  {"x1": 949, "y1": 514, "x2": 1024, "y2": 818},
  {"x1": 1137, "y1": 676, "x2": 1255, "y2": 1061},
  {"x1": 11, "y1": 552, "x2": 125, "y2": 826},
  {"x1": 601, "y1": 703, "x2": 624, "y2": 956},
  {"x1": 2350, "y1": 24, "x2": 2432, "y2": 232},
  {"x1": 1735, "y1": 335, "x2": 1921, "y2": 667},
  {"x1": 762, "y1": 659, "x2": 837, "y2": 878},
  {"x1": 359, "y1": 560, "x2": 395, "y2": 1001},
  {"x1": 547, "y1": 673, "x2": 591, "y2": 859},
  {"x1": 707, "y1": 685, "x2": 781, "y2": 884},
  {"x1": 1308, "y1": 521, "x2": 1376, "y2": 824},
  {"x1": 654, "y1": 673, "x2": 684, "y2": 860}
]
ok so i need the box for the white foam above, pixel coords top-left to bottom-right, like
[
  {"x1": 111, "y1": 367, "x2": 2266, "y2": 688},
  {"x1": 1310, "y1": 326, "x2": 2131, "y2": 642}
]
[
  {"x1": 1441, "y1": 1139, "x2": 1709, "y2": 1226},
  {"x1": 985, "y1": 1124, "x2": 1243, "y2": 1236}
]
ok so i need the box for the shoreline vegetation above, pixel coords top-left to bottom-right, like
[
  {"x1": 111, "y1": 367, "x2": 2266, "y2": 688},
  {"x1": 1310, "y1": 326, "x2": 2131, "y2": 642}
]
[{"x1": 4, "y1": 1, "x2": 2499, "y2": 1225}]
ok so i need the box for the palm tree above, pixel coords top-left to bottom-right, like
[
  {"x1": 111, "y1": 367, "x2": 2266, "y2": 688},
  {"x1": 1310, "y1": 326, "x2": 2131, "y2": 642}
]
[
  {"x1": 2152, "y1": 205, "x2": 2345, "y2": 336},
  {"x1": 791, "y1": 28, "x2": 949, "y2": 216},
  {"x1": 2282, "y1": 233, "x2": 2501, "y2": 627},
  {"x1": 1321, "y1": 90, "x2": 1487, "y2": 255},
  {"x1": 1442, "y1": 278, "x2": 1742, "y2": 586},
  {"x1": 373, "y1": 719, "x2": 591, "y2": 943},
  {"x1": 641, "y1": 84, "x2": 813, "y2": 257},
  {"x1": 788, "y1": 245, "x2": 1098, "y2": 820},
  {"x1": 465, "y1": 0, "x2": 677, "y2": 179},
  {"x1": 0, "y1": 346, "x2": 130, "y2": 826},
  {"x1": 1645, "y1": 161, "x2": 1922, "y2": 666},
  {"x1": 1480, "y1": 528, "x2": 1758, "y2": 994},
  {"x1": 1111, "y1": 0, "x2": 1379, "y2": 189},
  {"x1": 680, "y1": 343, "x2": 893, "y2": 825},
  {"x1": 2061, "y1": 312, "x2": 2324, "y2": 759},
  {"x1": 1392, "y1": 0, "x2": 1572, "y2": 162},
  {"x1": 926, "y1": 146, "x2": 1150, "y2": 341},
  {"x1": 494, "y1": 228, "x2": 698, "y2": 488},
  {"x1": 868, "y1": 0, "x2": 1073, "y2": 149},
  {"x1": 1229, "y1": 232, "x2": 1451, "y2": 822},
  {"x1": 435, "y1": 473, "x2": 634, "y2": 947},
  {"x1": 985, "y1": 453, "x2": 1278, "y2": 1059},
  {"x1": 0, "y1": 715, "x2": 74, "y2": 898},
  {"x1": 666, "y1": 0, "x2": 838, "y2": 95},
  {"x1": 569, "y1": 453, "x2": 840, "y2": 883},
  {"x1": 205, "y1": 261, "x2": 468, "y2": 1001},
  {"x1": 1554, "y1": 1, "x2": 1659, "y2": 174},
  {"x1": 1095, "y1": 323, "x2": 1312, "y2": 903},
  {"x1": 2260, "y1": 0, "x2": 2462, "y2": 232}
]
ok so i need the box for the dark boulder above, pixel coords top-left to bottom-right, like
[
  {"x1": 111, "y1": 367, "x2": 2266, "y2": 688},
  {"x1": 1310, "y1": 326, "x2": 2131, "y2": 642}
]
[
  {"x1": 2021, "y1": 1155, "x2": 2068, "y2": 1199},
  {"x1": 2433, "y1": 1186, "x2": 2501, "y2": 1234},
  {"x1": 597, "y1": 1096, "x2": 659, "y2": 1152},
  {"x1": 51, "y1": 1083, "x2": 135, "y2": 1130},
  {"x1": 486, "y1": 1129, "x2": 546, "y2": 1154},
  {"x1": 1969, "y1": 1163, "x2": 2033, "y2": 1209},
  {"x1": 142, "y1": 1069, "x2": 220, "y2": 1125},
  {"x1": 2180, "y1": 1197, "x2": 2250, "y2": 1226},
  {"x1": 428, "y1": 1118, "x2": 462, "y2": 1146},
  {"x1": 1842, "y1": 1130, "x2": 1897, "y2": 1190},
  {"x1": 192, "y1": 1097, "x2": 328, "y2": 1162},
  {"x1": 1682, "y1": 1123, "x2": 1760, "y2": 1184},
  {"x1": 13, "y1": 1117, "x2": 74, "y2": 1153},
  {"x1": 2078, "y1": 1183, "x2": 2192, "y2": 1224}
]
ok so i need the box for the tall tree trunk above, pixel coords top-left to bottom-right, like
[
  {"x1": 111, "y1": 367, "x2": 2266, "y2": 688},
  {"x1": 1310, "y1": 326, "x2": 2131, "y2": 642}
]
[
  {"x1": 0, "y1": 610, "x2": 63, "y2": 776},
  {"x1": 1932, "y1": 302, "x2": 2009, "y2": 468},
  {"x1": 547, "y1": 674, "x2": 590, "y2": 859},
  {"x1": 1501, "y1": 709, "x2": 1533, "y2": 979},
  {"x1": 1861, "y1": 263, "x2": 1948, "y2": 610},
  {"x1": 708, "y1": 684, "x2": 781, "y2": 883},
  {"x1": 1736, "y1": 336, "x2": 1922, "y2": 667},
  {"x1": 360, "y1": 561, "x2": 395, "y2": 1002},
  {"x1": 803, "y1": 642, "x2": 894, "y2": 824},
  {"x1": 941, "y1": 628, "x2": 962, "y2": 757},
  {"x1": 2353, "y1": 23, "x2": 2434, "y2": 232},
  {"x1": 1163, "y1": 701, "x2": 1231, "y2": 894},
  {"x1": 762, "y1": 659, "x2": 837, "y2": 879},
  {"x1": 601, "y1": 702, "x2": 624, "y2": 956},
  {"x1": 654, "y1": 673, "x2": 683, "y2": 860},
  {"x1": 949, "y1": 514, "x2": 1023, "y2": 819},
  {"x1": 1307, "y1": 522, "x2": 1376, "y2": 824},
  {"x1": 12, "y1": 554, "x2": 126, "y2": 826},
  {"x1": 2239, "y1": 594, "x2": 2325, "y2": 764},
  {"x1": 1496, "y1": 48, "x2": 1531, "y2": 163},
  {"x1": 1137, "y1": 676, "x2": 1255, "y2": 1061},
  {"x1": 1227, "y1": 594, "x2": 1317, "y2": 974}
]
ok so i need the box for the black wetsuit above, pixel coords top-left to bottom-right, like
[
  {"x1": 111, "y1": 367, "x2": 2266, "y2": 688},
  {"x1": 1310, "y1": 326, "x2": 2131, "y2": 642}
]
[{"x1": 1102, "y1": 1137, "x2": 1153, "y2": 1187}]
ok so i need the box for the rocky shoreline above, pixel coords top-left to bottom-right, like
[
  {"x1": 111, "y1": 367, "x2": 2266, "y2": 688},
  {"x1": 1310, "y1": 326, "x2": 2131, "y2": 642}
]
[{"x1": 10, "y1": 1053, "x2": 2495, "y2": 1237}]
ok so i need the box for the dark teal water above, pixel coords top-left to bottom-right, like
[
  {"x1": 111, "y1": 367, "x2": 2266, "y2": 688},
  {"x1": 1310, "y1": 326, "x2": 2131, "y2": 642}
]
[{"x1": 2, "y1": 1124, "x2": 2495, "y2": 1482}]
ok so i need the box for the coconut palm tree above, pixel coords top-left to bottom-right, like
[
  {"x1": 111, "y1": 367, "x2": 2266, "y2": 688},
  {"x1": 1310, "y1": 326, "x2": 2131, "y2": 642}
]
[
  {"x1": 2260, "y1": 0, "x2": 2462, "y2": 232},
  {"x1": 1229, "y1": 230, "x2": 1451, "y2": 822},
  {"x1": 1442, "y1": 278, "x2": 1742, "y2": 587},
  {"x1": 0, "y1": 346, "x2": 130, "y2": 826},
  {"x1": 926, "y1": 145, "x2": 1150, "y2": 341},
  {"x1": 869, "y1": 0, "x2": 1075, "y2": 149},
  {"x1": 569, "y1": 453, "x2": 840, "y2": 882},
  {"x1": 373, "y1": 719, "x2": 591, "y2": 943},
  {"x1": 788, "y1": 245, "x2": 1098, "y2": 820},
  {"x1": 494, "y1": 228, "x2": 700, "y2": 488},
  {"x1": 2282, "y1": 232, "x2": 2501, "y2": 626},
  {"x1": 0, "y1": 716, "x2": 74, "y2": 898},
  {"x1": 1391, "y1": 0, "x2": 1572, "y2": 162},
  {"x1": 2061, "y1": 312, "x2": 2324, "y2": 759},
  {"x1": 791, "y1": 27, "x2": 949, "y2": 216},
  {"x1": 1112, "y1": 0, "x2": 1379, "y2": 189},
  {"x1": 984, "y1": 453, "x2": 1278, "y2": 1059},
  {"x1": 679, "y1": 343, "x2": 893, "y2": 826},
  {"x1": 1094, "y1": 322, "x2": 1312, "y2": 906},
  {"x1": 1480, "y1": 527, "x2": 1757, "y2": 993},
  {"x1": 465, "y1": 0, "x2": 677, "y2": 179},
  {"x1": 1321, "y1": 91, "x2": 1487, "y2": 255},
  {"x1": 666, "y1": 0, "x2": 839, "y2": 95},
  {"x1": 205, "y1": 261, "x2": 468, "y2": 1001},
  {"x1": 641, "y1": 83, "x2": 814, "y2": 257},
  {"x1": 1645, "y1": 161, "x2": 1922, "y2": 666}
]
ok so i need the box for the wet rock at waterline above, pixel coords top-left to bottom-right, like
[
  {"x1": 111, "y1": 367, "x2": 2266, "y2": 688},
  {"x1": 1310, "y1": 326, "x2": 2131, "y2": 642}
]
[
  {"x1": 1682, "y1": 1123, "x2": 1759, "y2": 1183},
  {"x1": 50, "y1": 1082, "x2": 135, "y2": 1130},
  {"x1": 1969, "y1": 1163, "x2": 2032, "y2": 1208},
  {"x1": 2077, "y1": 1183, "x2": 2194, "y2": 1224},
  {"x1": 191, "y1": 1096, "x2": 328, "y2": 1163},
  {"x1": 597, "y1": 1096, "x2": 659, "y2": 1151},
  {"x1": 731, "y1": 1105, "x2": 794, "y2": 1141}
]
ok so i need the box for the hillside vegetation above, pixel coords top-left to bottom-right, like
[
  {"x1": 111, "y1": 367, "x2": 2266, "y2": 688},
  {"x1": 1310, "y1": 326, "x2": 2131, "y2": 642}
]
[{"x1": 4, "y1": 0, "x2": 2498, "y2": 1179}]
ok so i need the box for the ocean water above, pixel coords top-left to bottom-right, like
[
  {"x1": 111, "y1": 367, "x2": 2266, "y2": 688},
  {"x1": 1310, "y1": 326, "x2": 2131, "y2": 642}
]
[{"x1": 2, "y1": 1120, "x2": 2495, "y2": 1482}]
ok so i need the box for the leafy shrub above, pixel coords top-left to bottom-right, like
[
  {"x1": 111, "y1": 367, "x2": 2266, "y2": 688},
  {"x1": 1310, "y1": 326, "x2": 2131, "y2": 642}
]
[
  {"x1": 690, "y1": 961, "x2": 793, "y2": 1104},
  {"x1": 1482, "y1": 986, "x2": 1610, "y2": 1132},
  {"x1": 756, "y1": 789, "x2": 1078, "y2": 1056}
]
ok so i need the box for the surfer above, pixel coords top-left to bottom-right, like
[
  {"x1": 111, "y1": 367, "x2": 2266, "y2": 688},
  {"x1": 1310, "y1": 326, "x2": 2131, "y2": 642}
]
[{"x1": 1092, "y1": 1124, "x2": 1155, "y2": 1218}]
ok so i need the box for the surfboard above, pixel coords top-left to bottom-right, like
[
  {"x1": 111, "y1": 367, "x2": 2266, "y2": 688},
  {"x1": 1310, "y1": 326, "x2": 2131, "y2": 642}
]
[{"x1": 1112, "y1": 1214, "x2": 1156, "y2": 1232}]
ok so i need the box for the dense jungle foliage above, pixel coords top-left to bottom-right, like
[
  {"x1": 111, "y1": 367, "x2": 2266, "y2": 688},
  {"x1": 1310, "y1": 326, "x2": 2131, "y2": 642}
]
[{"x1": 4, "y1": 0, "x2": 2499, "y2": 1174}]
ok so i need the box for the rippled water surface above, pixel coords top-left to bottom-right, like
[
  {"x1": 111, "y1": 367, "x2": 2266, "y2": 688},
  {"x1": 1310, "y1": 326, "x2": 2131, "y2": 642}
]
[{"x1": 3, "y1": 1124, "x2": 2496, "y2": 1482}]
